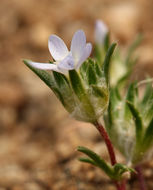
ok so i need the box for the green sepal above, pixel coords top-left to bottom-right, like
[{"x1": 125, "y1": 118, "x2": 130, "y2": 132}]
[
  {"x1": 69, "y1": 70, "x2": 95, "y2": 122},
  {"x1": 86, "y1": 63, "x2": 97, "y2": 85},
  {"x1": 102, "y1": 43, "x2": 116, "y2": 85},
  {"x1": 69, "y1": 70, "x2": 87, "y2": 100},
  {"x1": 77, "y1": 146, "x2": 114, "y2": 179},
  {"x1": 93, "y1": 60, "x2": 103, "y2": 77},
  {"x1": 53, "y1": 71, "x2": 69, "y2": 88},
  {"x1": 80, "y1": 60, "x2": 89, "y2": 80},
  {"x1": 80, "y1": 59, "x2": 103, "y2": 83},
  {"x1": 52, "y1": 71, "x2": 76, "y2": 112},
  {"x1": 91, "y1": 85, "x2": 107, "y2": 98},
  {"x1": 126, "y1": 101, "x2": 143, "y2": 145}
]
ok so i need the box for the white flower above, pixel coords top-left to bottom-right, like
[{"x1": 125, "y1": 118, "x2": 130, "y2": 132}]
[
  {"x1": 27, "y1": 30, "x2": 92, "y2": 74},
  {"x1": 94, "y1": 20, "x2": 108, "y2": 46}
]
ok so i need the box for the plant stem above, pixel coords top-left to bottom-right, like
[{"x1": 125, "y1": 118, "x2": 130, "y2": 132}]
[
  {"x1": 94, "y1": 121, "x2": 116, "y2": 165},
  {"x1": 135, "y1": 165, "x2": 147, "y2": 190},
  {"x1": 94, "y1": 121, "x2": 126, "y2": 190},
  {"x1": 114, "y1": 181, "x2": 126, "y2": 190}
]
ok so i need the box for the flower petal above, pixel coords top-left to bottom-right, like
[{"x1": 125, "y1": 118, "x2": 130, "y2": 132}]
[
  {"x1": 57, "y1": 53, "x2": 75, "y2": 70},
  {"x1": 48, "y1": 35, "x2": 69, "y2": 61},
  {"x1": 70, "y1": 30, "x2": 86, "y2": 61},
  {"x1": 76, "y1": 43, "x2": 92, "y2": 69},
  {"x1": 26, "y1": 61, "x2": 61, "y2": 72},
  {"x1": 95, "y1": 20, "x2": 108, "y2": 45}
]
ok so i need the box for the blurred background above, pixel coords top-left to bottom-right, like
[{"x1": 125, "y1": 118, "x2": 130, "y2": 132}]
[{"x1": 0, "y1": 0, "x2": 153, "y2": 189}]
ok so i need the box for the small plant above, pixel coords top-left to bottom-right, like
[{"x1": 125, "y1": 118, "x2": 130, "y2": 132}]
[{"x1": 23, "y1": 20, "x2": 153, "y2": 190}]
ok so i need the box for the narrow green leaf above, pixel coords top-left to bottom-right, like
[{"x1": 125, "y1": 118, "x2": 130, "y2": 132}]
[
  {"x1": 104, "y1": 32, "x2": 110, "y2": 52},
  {"x1": 79, "y1": 157, "x2": 97, "y2": 166},
  {"x1": 142, "y1": 82, "x2": 153, "y2": 105},
  {"x1": 94, "y1": 45, "x2": 102, "y2": 64},
  {"x1": 77, "y1": 146, "x2": 114, "y2": 178},
  {"x1": 126, "y1": 82, "x2": 137, "y2": 103},
  {"x1": 144, "y1": 102, "x2": 153, "y2": 123},
  {"x1": 102, "y1": 43, "x2": 116, "y2": 85},
  {"x1": 127, "y1": 102, "x2": 143, "y2": 144},
  {"x1": 104, "y1": 88, "x2": 119, "y2": 134},
  {"x1": 69, "y1": 70, "x2": 95, "y2": 120},
  {"x1": 114, "y1": 87, "x2": 121, "y2": 100},
  {"x1": 142, "y1": 117, "x2": 153, "y2": 150},
  {"x1": 113, "y1": 163, "x2": 135, "y2": 177},
  {"x1": 110, "y1": 88, "x2": 120, "y2": 109},
  {"x1": 124, "y1": 82, "x2": 137, "y2": 118},
  {"x1": 104, "y1": 101, "x2": 113, "y2": 132}
]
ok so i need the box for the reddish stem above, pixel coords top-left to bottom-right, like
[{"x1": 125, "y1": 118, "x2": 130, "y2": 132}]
[
  {"x1": 135, "y1": 165, "x2": 147, "y2": 190},
  {"x1": 94, "y1": 122, "x2": 126, "y2": 190},
  {"x1": 115, "y1": 181, "x2": 126, "y2": 190},
  {"x1": 94, "y1": 121, "x2": 117, "y2": 165},
  {"x1": 120, "y1": 180, "x2": 127, "y2": 190}
]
